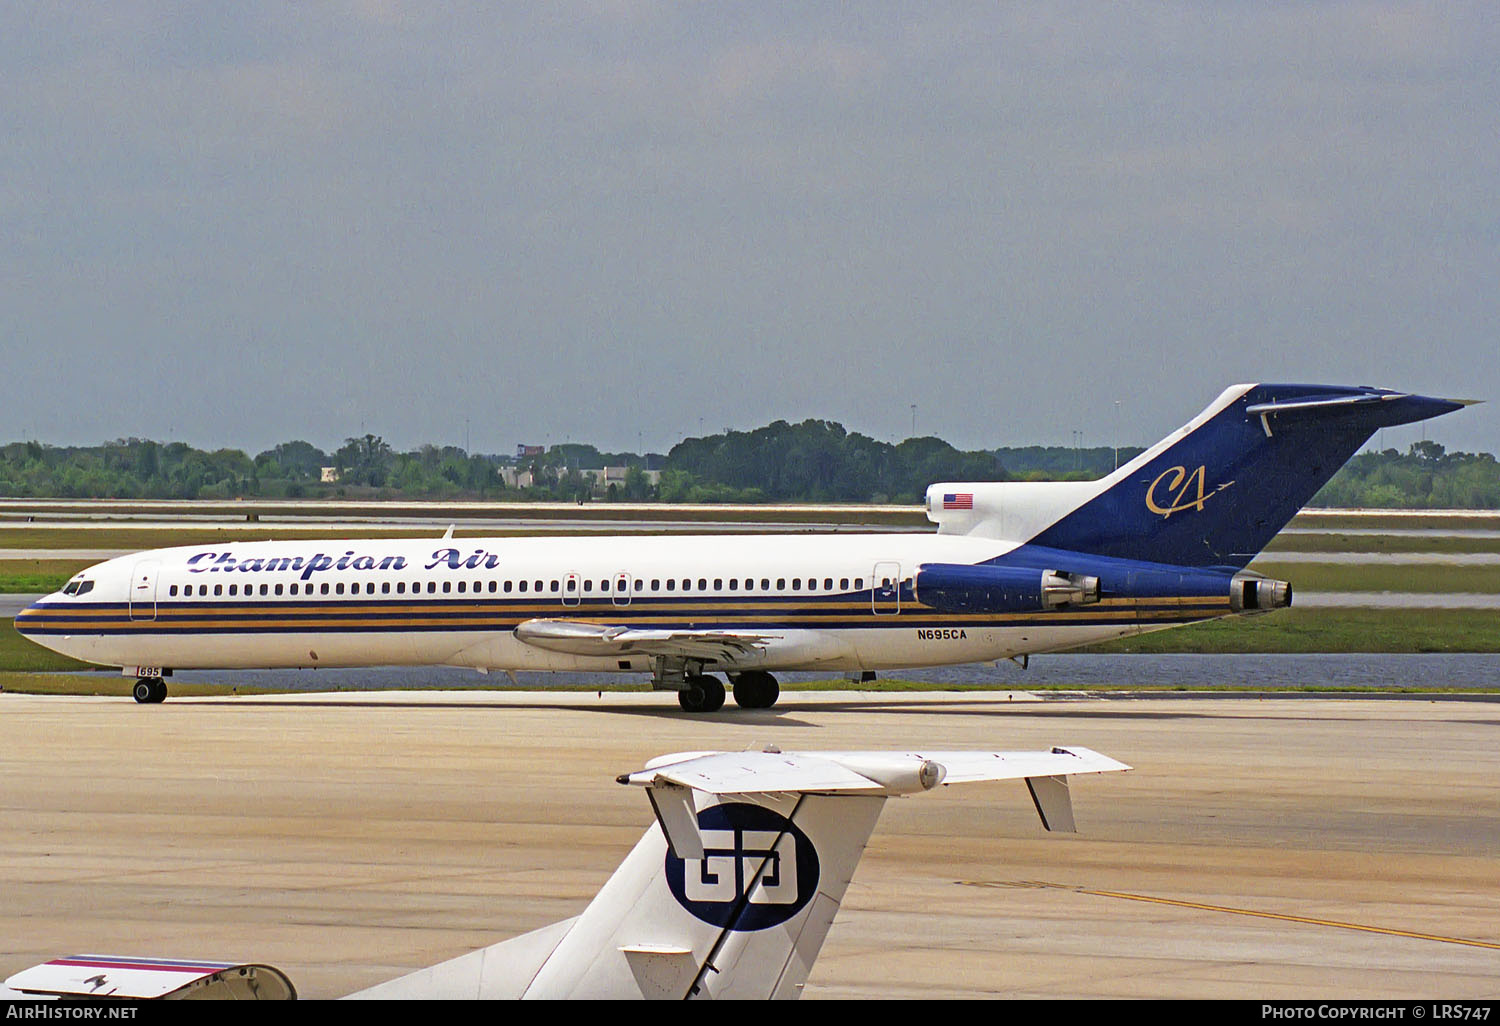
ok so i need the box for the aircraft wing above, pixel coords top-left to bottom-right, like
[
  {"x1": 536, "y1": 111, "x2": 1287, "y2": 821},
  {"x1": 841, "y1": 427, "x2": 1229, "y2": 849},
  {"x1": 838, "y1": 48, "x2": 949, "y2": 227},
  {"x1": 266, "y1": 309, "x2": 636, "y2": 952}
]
[
  {"x1": 3, "y1": 955, "x2": 295, "y2": 1000},
  {"x1": 513, "y1": 618, "x2": 776, "y2": 662}
]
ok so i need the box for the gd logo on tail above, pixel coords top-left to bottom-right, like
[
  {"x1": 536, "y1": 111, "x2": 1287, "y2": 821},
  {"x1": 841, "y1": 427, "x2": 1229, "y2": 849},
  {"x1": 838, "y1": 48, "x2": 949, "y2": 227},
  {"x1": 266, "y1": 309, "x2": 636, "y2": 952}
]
[
  {"x1": 665, "y1": 803, "x2": 819, "y2": 931},
  {"x1": 1145, "y1": 465, "x2": 1234, "y2": 518}
]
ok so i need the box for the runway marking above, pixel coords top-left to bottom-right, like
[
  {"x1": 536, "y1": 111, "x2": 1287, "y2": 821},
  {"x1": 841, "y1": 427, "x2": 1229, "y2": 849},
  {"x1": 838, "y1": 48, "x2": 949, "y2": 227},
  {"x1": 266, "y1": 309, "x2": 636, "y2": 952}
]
[{"x1": 959, "y1": 880, "x2": 1500, "y2": 950}]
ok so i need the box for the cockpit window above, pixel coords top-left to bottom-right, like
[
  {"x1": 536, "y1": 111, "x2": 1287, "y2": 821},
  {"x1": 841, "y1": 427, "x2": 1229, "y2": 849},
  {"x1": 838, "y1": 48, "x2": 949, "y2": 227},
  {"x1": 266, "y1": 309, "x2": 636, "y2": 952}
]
[{"x1": 61, "y1": 580, "x2": 94, "y2": 596}]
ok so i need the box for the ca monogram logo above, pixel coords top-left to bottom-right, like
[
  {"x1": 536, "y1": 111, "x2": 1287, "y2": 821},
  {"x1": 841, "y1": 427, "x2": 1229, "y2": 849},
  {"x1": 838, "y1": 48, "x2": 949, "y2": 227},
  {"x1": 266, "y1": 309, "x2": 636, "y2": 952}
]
[{"x1": 1145, "y1": 465, "x2": 1233, "y2": 518}]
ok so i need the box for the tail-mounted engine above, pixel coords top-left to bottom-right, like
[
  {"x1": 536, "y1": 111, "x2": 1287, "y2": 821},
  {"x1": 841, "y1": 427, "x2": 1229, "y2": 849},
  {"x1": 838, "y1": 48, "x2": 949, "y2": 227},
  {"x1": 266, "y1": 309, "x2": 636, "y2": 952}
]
[
  {"x1": 1230, "y1": 573, "x2": 1292, "y2": 612},
  {"x1": 915, "y1": 563, "x2": 1101, "y2": 615}
]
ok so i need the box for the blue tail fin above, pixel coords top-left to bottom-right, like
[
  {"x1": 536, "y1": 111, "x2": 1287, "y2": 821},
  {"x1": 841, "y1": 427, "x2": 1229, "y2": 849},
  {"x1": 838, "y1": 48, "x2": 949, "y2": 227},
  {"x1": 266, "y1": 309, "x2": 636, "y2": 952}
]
[{"x1": 1027, "y1": 384, "x2": 1468, "y2": 569}]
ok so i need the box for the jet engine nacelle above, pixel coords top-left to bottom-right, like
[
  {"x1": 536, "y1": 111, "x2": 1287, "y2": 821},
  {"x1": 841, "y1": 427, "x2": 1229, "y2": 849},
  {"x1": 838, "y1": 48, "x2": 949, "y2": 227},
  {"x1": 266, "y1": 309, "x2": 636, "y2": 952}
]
[
  {"x1": 1230, "y1": 573, "x2": 1293, "y2": 612},
  {"x1": 915, "y1": 563, "x2": 1101, "y2": 614}
]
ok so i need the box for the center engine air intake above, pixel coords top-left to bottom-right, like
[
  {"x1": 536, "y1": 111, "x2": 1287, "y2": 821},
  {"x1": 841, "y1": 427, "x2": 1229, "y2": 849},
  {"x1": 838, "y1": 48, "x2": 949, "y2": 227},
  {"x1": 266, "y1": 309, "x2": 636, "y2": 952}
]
[{"x1": 915, "y1": 563, "x2": 1101, "y2": 615}]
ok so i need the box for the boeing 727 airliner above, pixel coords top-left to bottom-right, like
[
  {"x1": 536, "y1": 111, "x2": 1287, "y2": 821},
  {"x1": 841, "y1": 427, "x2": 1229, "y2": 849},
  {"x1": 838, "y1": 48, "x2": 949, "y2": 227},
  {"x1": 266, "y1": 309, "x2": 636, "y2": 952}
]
[{"x1": 14, "y1": 383, "x2": 1468, "y2": 711}]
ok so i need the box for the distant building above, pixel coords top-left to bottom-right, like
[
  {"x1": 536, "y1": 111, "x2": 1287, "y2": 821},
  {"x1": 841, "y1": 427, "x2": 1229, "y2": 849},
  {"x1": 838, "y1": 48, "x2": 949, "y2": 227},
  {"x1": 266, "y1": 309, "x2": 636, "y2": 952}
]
[
  {"x1": 584, "y1": 466, "x2": 661, "y2": 495},
  {"x1": 499, "y1": 467, "x2": 536, "y2": 489},
  {"x1": 516, "y1": 444, "x2": 544, "y2": 459},
  {"x1": 320, "y1": 467, "x2": 340, "y2": 483}
]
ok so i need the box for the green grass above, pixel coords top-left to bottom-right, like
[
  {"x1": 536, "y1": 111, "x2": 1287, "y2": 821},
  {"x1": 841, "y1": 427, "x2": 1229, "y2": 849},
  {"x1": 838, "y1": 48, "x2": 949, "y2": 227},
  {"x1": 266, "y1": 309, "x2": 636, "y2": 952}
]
[
  {"x1": 0, "y1": 672, "x2": 297, "y2": 698},
  {"x1": 0, "y1": 617, "x2": 92, "y2": 671},
  {"x1": 1079, "y1": 607, "x2": 1500, "y2": 654},
  {"x1": 0, "y1": 558, "x2": 94, "y2": 593},
  {"x1": 1249, "y1": 562, "x2": 1500, "y2": 593}
]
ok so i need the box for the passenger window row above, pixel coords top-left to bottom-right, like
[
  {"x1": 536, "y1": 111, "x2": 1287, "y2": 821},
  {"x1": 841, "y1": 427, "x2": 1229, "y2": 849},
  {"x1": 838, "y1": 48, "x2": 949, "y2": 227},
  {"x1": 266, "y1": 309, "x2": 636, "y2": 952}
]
[{"x1": 162, "y1": 576, "x2": 867, "y2": 599}]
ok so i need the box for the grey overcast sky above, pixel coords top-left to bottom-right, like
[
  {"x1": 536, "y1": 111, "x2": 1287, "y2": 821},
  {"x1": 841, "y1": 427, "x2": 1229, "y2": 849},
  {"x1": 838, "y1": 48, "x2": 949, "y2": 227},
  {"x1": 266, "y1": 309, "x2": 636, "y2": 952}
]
[{"x1": 2, "y1": 2, "x2": 1496, "y2": 458}]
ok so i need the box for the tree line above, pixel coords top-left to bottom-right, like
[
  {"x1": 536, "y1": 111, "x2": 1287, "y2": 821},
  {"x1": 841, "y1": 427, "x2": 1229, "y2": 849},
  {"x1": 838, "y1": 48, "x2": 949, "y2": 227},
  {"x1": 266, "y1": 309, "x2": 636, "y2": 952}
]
[{"x1": 0, "y1": 429, "x2": 1494, "y2": 508}]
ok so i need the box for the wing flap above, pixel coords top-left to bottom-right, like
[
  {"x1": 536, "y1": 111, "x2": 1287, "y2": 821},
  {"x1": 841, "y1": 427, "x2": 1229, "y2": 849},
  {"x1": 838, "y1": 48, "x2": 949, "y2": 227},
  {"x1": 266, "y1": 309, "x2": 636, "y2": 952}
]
[{"x1": 514, "y1": 618, "x2": 776, "y2": 662}]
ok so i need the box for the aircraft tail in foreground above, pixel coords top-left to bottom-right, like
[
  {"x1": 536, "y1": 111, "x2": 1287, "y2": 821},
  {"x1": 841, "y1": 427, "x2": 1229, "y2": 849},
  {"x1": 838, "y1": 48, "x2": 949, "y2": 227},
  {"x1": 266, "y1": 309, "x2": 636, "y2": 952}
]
[
  {"x1": 350, "y1": 746, "x2": 1128, "y2": 1000},
  {"x1": 3, "y1": 747, "x2": 1129, "y2": 1001}
]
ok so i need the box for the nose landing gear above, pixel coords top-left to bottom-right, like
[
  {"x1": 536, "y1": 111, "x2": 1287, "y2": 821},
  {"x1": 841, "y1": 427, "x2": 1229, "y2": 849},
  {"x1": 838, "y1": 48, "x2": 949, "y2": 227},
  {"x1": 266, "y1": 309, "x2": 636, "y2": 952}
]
[{"x1": 132, "y1": 677, "x2": 168, "y2": 704}]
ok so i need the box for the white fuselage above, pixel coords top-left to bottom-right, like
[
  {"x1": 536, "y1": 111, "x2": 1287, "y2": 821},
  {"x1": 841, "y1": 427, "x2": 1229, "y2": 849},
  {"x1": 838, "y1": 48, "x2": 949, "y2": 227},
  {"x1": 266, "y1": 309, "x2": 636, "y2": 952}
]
[{"x1": 18, "y1": 531, "x2": 1211, "y2": 677}]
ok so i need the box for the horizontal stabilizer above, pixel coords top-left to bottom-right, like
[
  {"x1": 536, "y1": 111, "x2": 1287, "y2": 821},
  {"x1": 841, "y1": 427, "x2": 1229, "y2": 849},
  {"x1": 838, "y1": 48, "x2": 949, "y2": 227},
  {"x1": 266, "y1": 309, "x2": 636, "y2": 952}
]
[{"x1": 622, "y1": 746, "x2": 1130, "y2": 797}]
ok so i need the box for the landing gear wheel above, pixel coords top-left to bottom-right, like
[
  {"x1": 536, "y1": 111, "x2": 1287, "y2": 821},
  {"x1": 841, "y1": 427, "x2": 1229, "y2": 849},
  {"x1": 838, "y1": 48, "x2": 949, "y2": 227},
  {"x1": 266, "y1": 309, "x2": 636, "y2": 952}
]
[
  {"x1": 133, "y1": 677, "x2": 167, "y2": 704},
  {"x1": 678, "y1": 674, "x2": 725, "y2": 713},
  {"x1": 732, "y1": 671, "x2": 780, "y2": 710}
]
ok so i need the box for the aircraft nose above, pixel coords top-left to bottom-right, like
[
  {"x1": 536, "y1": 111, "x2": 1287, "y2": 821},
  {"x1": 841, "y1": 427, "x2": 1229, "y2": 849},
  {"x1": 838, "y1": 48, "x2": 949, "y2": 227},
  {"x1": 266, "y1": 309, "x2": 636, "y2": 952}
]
[{"x1": 12, "y1": 596, "x2": 48, "y2": 636}]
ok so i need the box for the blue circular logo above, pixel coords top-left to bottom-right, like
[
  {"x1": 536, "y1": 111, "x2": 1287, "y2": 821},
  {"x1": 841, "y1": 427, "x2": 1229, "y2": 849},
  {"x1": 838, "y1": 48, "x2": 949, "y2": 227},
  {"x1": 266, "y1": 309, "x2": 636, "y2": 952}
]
[{"x1": 665, "y1": 803, "x2": 820, "y2": 931}]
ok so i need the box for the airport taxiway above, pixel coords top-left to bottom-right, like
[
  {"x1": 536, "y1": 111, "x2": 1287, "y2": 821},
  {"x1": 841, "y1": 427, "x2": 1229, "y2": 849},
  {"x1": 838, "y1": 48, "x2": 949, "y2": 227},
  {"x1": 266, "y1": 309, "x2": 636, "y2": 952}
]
[{"x1": 1, "y1": 689, "x2": 1496, "y2": 1000}]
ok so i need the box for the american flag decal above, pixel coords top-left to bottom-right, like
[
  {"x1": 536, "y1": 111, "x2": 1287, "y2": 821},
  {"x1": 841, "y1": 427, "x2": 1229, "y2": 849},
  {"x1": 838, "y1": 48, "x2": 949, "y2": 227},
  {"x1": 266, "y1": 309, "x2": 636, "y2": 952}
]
[{"x1": 942, "y1": 493, "x2": 973, "y2": 510}]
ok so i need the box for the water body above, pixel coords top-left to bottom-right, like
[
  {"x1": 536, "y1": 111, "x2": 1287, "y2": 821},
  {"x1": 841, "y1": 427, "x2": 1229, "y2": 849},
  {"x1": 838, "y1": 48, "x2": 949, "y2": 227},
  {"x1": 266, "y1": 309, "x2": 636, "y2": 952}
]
[{"x1": 156, "y1": 652, "x2": 1500, "y2": 694}]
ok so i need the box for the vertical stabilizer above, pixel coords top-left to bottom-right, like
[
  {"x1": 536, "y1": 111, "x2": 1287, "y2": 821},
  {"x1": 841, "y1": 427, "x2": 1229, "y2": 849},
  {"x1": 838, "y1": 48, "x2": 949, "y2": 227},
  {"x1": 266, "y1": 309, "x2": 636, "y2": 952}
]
[{"x1": 931, "y1": 384, "x2": 1467, "y2": 568}]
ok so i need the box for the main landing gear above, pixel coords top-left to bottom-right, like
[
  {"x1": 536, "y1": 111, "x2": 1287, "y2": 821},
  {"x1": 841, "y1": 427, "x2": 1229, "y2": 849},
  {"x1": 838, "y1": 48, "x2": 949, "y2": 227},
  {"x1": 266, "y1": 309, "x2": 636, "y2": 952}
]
[
  {"x1": 677, "y1": 674, "x2": 725, "y2": 713},
  {"x1": 730, "y1": 670, "x2": 779, "y2": 711},
  {"x1": 132, "y1": 677, "x2": 168, "y2": 704},
  {"x1": 673, "y1": 671, "x2": 781, "y2": 713}
]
